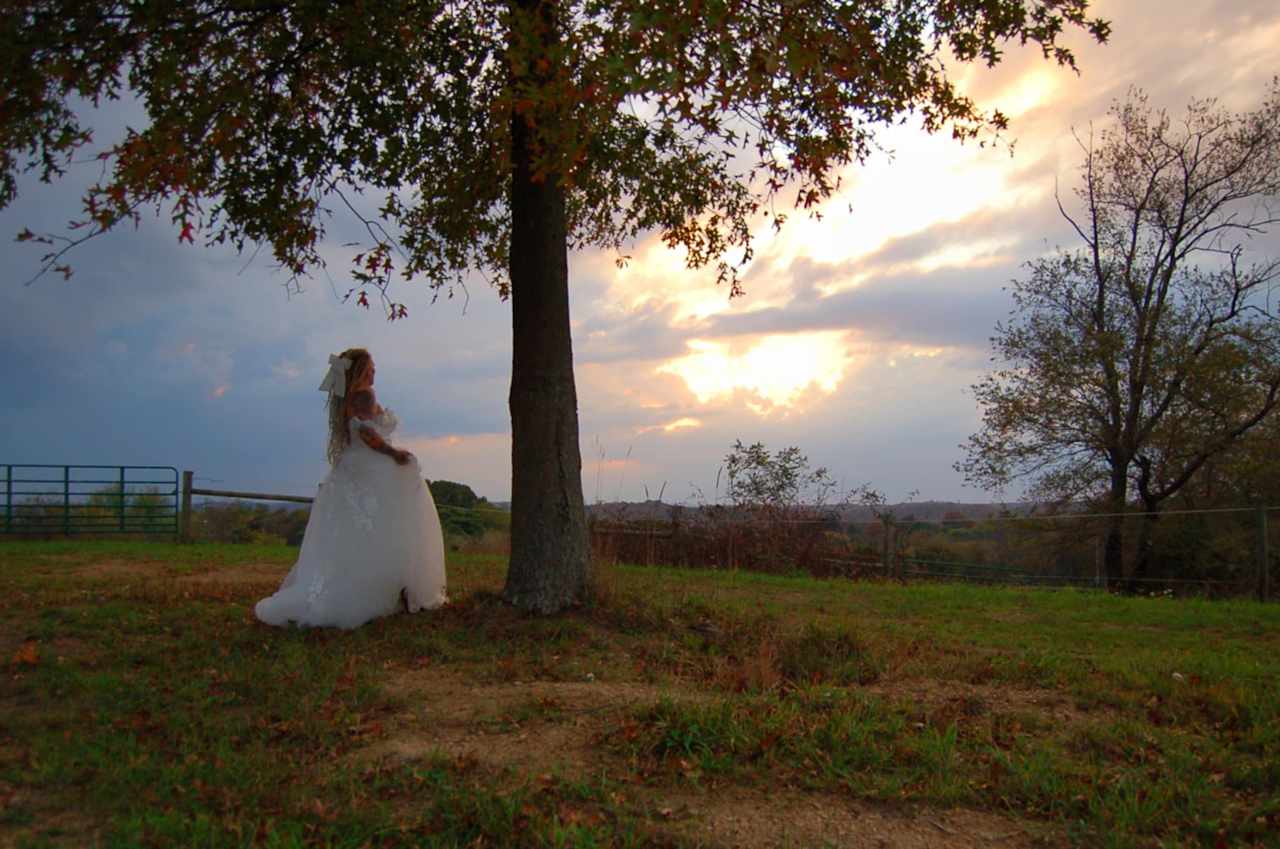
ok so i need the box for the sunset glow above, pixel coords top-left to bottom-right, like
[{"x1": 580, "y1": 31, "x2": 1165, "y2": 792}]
[
  {"x1": 991, "y1": 68, "x2": 1062, "y2": 119},
  {"x1": 794, "y1": 146, "x2": 1027, "y2": 275},
  {"x1": 658, "y1": 331, "x2": 854, "y2": 410}
]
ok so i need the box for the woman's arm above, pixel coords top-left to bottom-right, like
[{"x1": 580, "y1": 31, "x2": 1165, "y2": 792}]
[
  {"x1": 350, "y1": 390, "x2": 412, "y2": 465},
  {"x1": 358, "y1": 425, "x2": 412, "y2": 465}
]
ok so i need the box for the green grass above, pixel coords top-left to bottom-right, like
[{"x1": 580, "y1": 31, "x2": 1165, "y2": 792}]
[
  {"x1": 596, "y1": 565, "x2": 1280, "y2": 847},
  {"x1": 1, "y1": 541, "x2": 1277, "y2": 848}
]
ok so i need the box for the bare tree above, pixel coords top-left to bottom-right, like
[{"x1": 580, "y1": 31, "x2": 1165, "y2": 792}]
[{"x1": 959, "y1": 83, "x2": 1280, "y2": 589}]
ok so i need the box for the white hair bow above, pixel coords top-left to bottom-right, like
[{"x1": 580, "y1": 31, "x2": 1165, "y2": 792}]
[{"x1": 318, "y1": 354, "x2": 352, "y2": 398}]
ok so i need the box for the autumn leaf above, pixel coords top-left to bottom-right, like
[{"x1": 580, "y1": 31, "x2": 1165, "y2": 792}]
[
  {"x1": 309, "y1": 798, "x2": 337, "y2": 821},
  {"x1": 11, "y1": 641, "x2": 38, "y2": 667}
]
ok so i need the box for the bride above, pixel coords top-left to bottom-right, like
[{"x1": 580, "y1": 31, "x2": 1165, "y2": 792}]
[{"x1": 255, "y1": 348, "x2": 447, "y2": 628}]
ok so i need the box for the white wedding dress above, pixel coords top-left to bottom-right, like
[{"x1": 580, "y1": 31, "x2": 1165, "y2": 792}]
[{"x1": 255, "y1": 408, "x2": 447, "y2": 629}]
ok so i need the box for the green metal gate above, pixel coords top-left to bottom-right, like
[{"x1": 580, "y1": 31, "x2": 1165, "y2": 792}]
[{"x1": 1, "y1": 465, "x2": 180, "y2": 538}]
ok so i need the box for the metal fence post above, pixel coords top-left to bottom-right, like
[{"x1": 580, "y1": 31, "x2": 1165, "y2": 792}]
[
  {"x1": 63, "y1": 465, "x2": 70, "y2": 536},
  {"x1": 3, "y1": 465, "x2": 10, "y2": 534},
  {"x1": 118, "y1": 466, "x2": 127, "y2": 531},
  {"x1": 180, "y1": 470, "x2": 194, "y2": 543},
  {"x1": 1259, "y1": 507, "x2": 1271, "y2": 603}
]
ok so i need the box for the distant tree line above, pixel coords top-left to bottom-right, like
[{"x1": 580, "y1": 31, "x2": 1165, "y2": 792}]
[
  {"x1": 187, "y1": 479, "x2": 508, "y2": 545},
  {"x1": 189, "y1": 501, "x2": 311, "y2": 545},
  {"x1": 591, "y1": 438, "x2": 1275, "y2": 597}
]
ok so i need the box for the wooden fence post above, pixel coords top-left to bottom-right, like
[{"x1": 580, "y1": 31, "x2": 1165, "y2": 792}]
[
  {"x1": 892, "y1": 525, "x2": 903, "y2": 582},
  {"x1": 881, "y1": 518, "x2": 894, "y2": 579},
  {"x1": 180, "y1": 470, "x2": 193, "y2": 543},
  {"x1": 1259, "y1": 507, "x2": 1271, "y2": 603}
]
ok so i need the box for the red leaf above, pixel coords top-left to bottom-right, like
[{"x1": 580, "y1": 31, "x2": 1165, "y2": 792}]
[{"x1": 11, "y1": 641, "x2": 38, "y2": 666}]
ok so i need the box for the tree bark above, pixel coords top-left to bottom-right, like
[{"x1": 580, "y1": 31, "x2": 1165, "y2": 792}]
[
  {"x1": 502, "y1": 0, "x2": 590, "y2": 613},
  {"x1": 1102, "y1": 518, "x2": 1125, "y2": 589},
  {"x1": 1103, "y1": 461, "x2": 1128, "y2": 589},
  {"x1": 1128, "y1": 505, "x2": 1160, "y2": 594}
]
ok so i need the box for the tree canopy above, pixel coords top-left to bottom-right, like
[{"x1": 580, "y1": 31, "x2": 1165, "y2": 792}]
[
  {"x1": 959, "y1": 83, "x2": 1280, "y2": 587},
  {"x1": 4, "y1": 0, "x2": 1106, "y2": 298}
]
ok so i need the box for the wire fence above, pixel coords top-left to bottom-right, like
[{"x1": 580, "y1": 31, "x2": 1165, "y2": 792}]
[
  {"x1": 4, "y1": 464, "x2": 1271, "y2": 601},
  {"x1": 174, "y1": 472, "x2": 513, "y2": 546},
  {"x1": 588, "y1": 503, "x2": 1277, "y2": 601}
]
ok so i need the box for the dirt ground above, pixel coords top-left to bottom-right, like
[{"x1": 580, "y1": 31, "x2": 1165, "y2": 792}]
[{"x1": 363, "y1": 667, "x2": 1063, "y2": 849}]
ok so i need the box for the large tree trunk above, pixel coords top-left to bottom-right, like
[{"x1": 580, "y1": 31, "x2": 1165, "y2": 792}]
[
  {"x1": 1102, "y1": 462, "x2": 1129, "y2": 589},
  {"x1": 1102, "y1": 518, "x2": 1125, "y2": 589},
  {"x1": 502, "y1": 0, "x2": 590, "y2": 614},
  {"x1": 1128, "y1": 506, "x2": 1160, "y2": 594}
]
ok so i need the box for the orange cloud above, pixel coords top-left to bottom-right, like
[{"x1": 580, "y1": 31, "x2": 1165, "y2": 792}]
[{"x1": 658, "y1": 331, "x2": 855, "y2": 412}]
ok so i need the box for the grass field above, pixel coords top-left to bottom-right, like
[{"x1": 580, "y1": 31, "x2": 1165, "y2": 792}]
[{"x1": 1, "y1": 540, "x2": 1277, "y2": 848}]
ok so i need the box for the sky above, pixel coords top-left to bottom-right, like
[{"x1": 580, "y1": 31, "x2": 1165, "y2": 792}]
[{"x1": 2, "y1": 0, "x2": 1279, "y2": 506}]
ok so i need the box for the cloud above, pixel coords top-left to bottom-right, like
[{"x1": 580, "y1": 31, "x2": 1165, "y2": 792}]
[
  {"x1": 574, "y1": 296, "x2": 703, "y2": 365},
  {"x1": 655, "y1": 417, "x2": 701, "y2": 433},
  {"x1": 684, "y1": 262, "x2": 1012, "y2": 353},
  {"x1": 657, "y1": 331, "x2": 856, "y2": 411},
  {"x1": 272, "y1": 361, "x2": 305, "y2": 380}
]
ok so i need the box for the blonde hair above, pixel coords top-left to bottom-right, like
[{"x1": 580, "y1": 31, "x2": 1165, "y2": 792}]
[{"x1": 326, "y1": 347, "x2": 372, "y2": 465}]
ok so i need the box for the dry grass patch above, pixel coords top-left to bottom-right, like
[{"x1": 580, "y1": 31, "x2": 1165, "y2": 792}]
[
  {"x1": 364, "y1": 668, "x2": 700, "y2": 778},
  {"x1": 653, "y1": 787, "x2": 1063, "y2": 849},
  {"x1": 864, "y1": 679, "x2": 1096, "y2": 728},
  {"x1": 175, "y1": 560, "x2": 291, "y2": 583}
]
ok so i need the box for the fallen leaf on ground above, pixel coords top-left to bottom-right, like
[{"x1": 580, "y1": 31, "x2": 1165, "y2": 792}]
[{"x1": 11, "y1": 642, "x2": 38, "y2": 666}]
